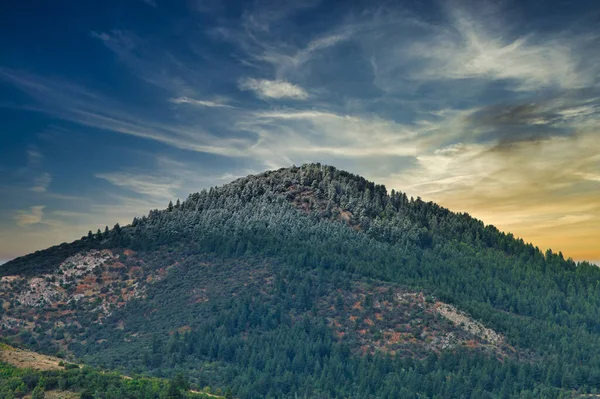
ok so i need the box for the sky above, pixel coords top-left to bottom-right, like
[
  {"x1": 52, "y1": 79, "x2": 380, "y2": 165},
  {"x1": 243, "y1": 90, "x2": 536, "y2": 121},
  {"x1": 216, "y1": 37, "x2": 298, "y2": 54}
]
[{"x1": 0, "y1": 0, "x2": 599, "y2": 265}]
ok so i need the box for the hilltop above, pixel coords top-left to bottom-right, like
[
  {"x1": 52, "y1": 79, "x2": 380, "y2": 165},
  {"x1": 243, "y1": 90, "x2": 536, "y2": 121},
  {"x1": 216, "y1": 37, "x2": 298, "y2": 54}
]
[{"x1": 2, "y1": 163, "x2": 600, "y2": 398}]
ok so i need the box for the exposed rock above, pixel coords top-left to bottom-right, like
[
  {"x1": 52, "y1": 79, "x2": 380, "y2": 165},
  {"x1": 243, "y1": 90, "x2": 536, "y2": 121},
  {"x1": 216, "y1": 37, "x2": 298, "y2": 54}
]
[
  {"x1": 58, "y1": 250, "x2": 114, "y2": 283},
  {"x1": 15, "y1": 277, "x2": 62, "y2": 307},
  {"x1": 0, "y1": 248, "x2": 157, "y2": 351},
  {"x1": 319, "y1": 280, "x2": 512, "y2": 359},
  {"x1": 436, "y1": 303, "x2": 503, "y2": 345}
]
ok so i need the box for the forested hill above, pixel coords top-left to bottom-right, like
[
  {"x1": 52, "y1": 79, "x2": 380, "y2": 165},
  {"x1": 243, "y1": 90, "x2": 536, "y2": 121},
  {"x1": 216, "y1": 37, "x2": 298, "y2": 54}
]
[
  {"x1": 2, "y1": 163, "x2": 600, "y2": 398},
  {"x1": 4, "y1": 163, "x2": 588, "y2": 275}
]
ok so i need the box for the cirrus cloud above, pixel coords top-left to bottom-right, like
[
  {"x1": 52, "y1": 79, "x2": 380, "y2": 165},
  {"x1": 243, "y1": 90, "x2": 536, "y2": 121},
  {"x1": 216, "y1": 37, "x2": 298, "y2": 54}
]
[{"x1": 169, "y1": 96, "x2": 235, "y2": 108}]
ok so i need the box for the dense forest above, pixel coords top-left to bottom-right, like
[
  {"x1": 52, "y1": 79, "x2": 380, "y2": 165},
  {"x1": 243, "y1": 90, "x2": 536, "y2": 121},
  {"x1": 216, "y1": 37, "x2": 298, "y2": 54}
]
[{"x1": 2, "y1": 163, "x2": 600, "y2": 398}]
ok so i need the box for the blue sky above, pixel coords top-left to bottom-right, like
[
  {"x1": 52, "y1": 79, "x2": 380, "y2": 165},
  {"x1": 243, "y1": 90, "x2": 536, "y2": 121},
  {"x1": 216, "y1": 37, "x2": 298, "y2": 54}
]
[{"x1": 1, "y1": 0, "x2": 599, "y2": 264}]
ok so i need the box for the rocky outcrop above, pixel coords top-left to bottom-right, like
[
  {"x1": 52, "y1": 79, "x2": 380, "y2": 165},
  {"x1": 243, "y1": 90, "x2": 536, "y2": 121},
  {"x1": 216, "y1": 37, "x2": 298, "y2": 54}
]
[{"x1": 436, "y1": 303, "x2": 503, "y2": 345}]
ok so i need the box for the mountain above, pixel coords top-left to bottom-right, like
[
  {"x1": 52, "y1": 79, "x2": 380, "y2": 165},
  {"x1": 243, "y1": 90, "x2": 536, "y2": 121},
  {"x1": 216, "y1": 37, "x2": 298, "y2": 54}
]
[{"x1": 2, "y1": 163, "x2": 600, "y2": 398}]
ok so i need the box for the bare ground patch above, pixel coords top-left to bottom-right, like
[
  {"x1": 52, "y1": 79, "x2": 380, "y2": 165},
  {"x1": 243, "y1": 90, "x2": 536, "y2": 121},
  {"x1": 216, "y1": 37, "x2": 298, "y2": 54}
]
[{"x1": 0, "y1": 344, "x2": 75, "y2": 371}]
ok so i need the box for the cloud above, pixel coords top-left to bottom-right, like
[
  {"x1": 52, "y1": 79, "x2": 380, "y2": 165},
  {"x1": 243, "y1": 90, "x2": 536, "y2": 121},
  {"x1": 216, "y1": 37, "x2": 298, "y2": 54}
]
[
  {"x1": 462, "y1": 94, "x2": 599, "y2": 145},
  {"x1": 90, "y1": 30, "x2": 197, "y2": 96},
  {"x1": 27, "y1": 149, "x2": 43, "y2": 165},
  {"x1": 95, "y1": 155, "x2": 252, "y2": 204},
  {"x1": 393, "y1": 130, "x2": 600, "y2": 199},
  {"x1": 579, "y1": 173, "x2": 600, "y2": 183},
  {"x1": 239, "y1": 78, "x2": 309, "y2": 99},
  {"x1": 403, "y1": 7, "x2": 597, "y2": 91},
  {"x1": 169, "y1": 96, "x2": 234, "y2": 108},
  {"x1": 153, "y1": 155, "x2": 251, "y2": 185},
  {"x1": 330, "y1": 3, "x2": 600, "y2": 97},
  {"x1": 0, "y1": 68, "x2": 423, "y2": 169},
  {"x1": 51, "y1": 210, "x2": 91, "y2": 218},
  {"x1": 15, "y1": 205, "x2": 45, "y2": 227},
  {"x1": 217, "y1": 1, "x2": 598, "y2": 102},
  {"x1": 31, "y1": 172, "x2": 52, "y2": 193},
  {"x1": 213, "y1": 1, "x2": 352, "y2": 80},
  {"x1": 535, "y1": 214, "x2": 596, "y2": 229},
  {"x1": 303, "y1": 34, "x2": 349, "y2": 54},
  {"x1": 239, "y1": 0, "x2": 321, "y2": 33},
  {"x1": 95, "y1": 172, "x2": 181, "y2": 200},
  {"x1": 236, "y1": 109, "x2": 420, "y2": 168},
  {"x1": 259, "y1": 32, "x2": 352, "y2": 77},
  {"x1": 0, "y1": 69, "x2": 254, "y2": 157}
]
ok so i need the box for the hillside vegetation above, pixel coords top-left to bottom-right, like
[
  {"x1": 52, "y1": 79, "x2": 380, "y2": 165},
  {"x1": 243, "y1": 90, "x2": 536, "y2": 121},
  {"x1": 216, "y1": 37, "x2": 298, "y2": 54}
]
[
  {"x1": 2, "y1": 163, "x2": 600, "y2": 398},
  {"x1": 0, "y1": 343, "x2": 225, "y2": 399}
]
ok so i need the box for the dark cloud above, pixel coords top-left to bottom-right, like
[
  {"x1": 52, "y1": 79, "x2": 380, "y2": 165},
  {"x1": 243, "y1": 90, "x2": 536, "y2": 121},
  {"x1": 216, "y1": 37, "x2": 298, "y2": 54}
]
[{"x1": 465, "y1": 90, "x2": 600, "y2": 146}]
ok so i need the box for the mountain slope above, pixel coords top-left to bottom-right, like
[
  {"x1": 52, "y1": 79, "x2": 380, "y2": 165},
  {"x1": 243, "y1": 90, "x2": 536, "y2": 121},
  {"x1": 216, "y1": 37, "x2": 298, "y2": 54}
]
[{"x1": 2, "y1": 163, "x2": 600, "y2": 398}]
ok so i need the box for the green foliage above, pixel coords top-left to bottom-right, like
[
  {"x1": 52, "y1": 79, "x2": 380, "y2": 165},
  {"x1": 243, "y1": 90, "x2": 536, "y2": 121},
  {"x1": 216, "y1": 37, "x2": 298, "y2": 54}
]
[
  {"x1": 31, "y1": 385, "x2": 45, "y2": 399},
  {"x1": 0, "y1": 362, "x2": 223, "y2": 399}
]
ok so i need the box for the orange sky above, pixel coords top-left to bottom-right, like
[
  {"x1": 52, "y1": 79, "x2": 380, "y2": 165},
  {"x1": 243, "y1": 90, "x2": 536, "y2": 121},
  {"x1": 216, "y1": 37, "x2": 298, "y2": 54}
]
[{"x1": 383, "y1": 133, "x2": 600, "y2": 264}]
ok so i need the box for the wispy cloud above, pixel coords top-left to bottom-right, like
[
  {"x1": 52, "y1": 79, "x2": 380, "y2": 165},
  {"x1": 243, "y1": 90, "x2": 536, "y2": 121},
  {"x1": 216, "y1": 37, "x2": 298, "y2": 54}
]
[
  {"x1": 95, "y1": 172, "x2": 180, "y2": 201},
  {"x1": 169, "y1": 96, "x2": 235, "y2": 108},
  {"x1": 15, "y1": 205, "x2": 45, "y2": 227},
  {"x1": 0, "y1": 69, "x2": 253, "y2": 157},
  {"x1": 239, "y1": 0, "x2": 321, "y2": 33},
  {"x1": 239, "y1": 78, "x2": 309, "y2": 99},
  {"x1": 364, "y1": 4, "x2": 599, "y2": 92},
  {"x1": 0, "y1": 68, "x2": 423, "y2": 168},
  {"x1": 51, "y1": 210, "x2": 92, "y2": 218},
  {"x1": 411, "y1": 16, "x2": 591, "y2": 90},
  {"x1": 26, "y1": 149, "x2": 43, "y2": 165},
  {"x1": 238, "y1": 109, "x2": 420, "y2": 163},
  {"x1": 259, "y1": 32, "x2": 352, "y2": 78},
  {"x1": 213, "y1": 1, "x2": 352, "y2": 80},
  {"x1": 95, "y1": 155, "x2": 252, "y2": 204},
  {"x1": 31, "y1": 172, "x2": 52, "y2": 193},
  {"x1": 90, "y1": 30, "x2": 196, "y2": 96},
  {"x1": 579, "y1": 173, "x2": 600, "y2": 183}
]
